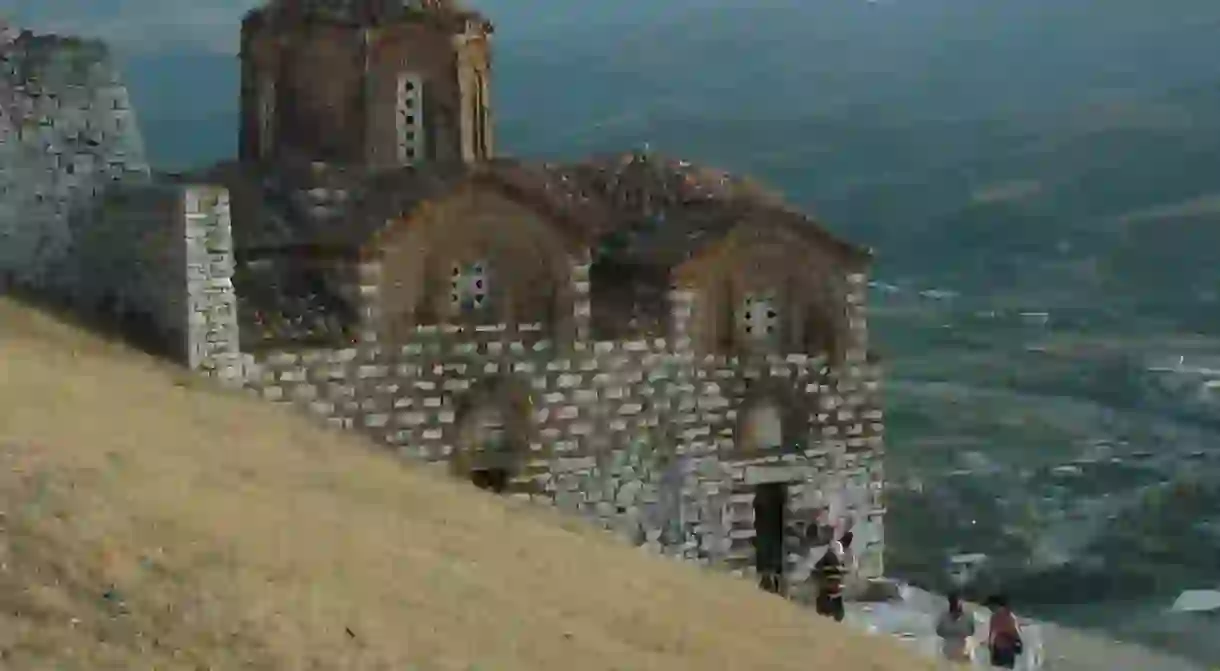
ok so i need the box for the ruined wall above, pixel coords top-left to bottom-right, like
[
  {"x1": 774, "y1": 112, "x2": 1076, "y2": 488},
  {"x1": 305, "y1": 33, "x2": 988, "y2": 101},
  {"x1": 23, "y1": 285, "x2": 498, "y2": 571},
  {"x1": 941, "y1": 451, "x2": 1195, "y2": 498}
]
[
  {"x1": 75, "y1": 180, "x2": 241, "y2": 375},
  {"x1": 182, "y1": 187, "x2": 242, "y2": 376},
  {"x1": 0, "y1": 31, "x2": 150, "y2": 294},
  {"x1": 226, "y1": 314, "x2": 885, "y2": 586}
]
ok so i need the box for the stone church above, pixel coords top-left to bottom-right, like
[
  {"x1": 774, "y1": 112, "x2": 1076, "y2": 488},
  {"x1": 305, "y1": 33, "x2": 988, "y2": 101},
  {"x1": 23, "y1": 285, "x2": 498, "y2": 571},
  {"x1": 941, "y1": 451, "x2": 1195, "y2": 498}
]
[{"x1": 83, "y1": 0, "x2": 888, "y2": 597}]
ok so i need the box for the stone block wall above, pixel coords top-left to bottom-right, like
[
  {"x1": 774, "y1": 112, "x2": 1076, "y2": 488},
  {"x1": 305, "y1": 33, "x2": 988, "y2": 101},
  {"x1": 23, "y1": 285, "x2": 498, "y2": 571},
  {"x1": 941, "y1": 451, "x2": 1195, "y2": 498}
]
[
  {"x1": 667, "y1": 271, "x2": 886, "y2": 583},
  {"x1": 833, "y1": 269, "x2": 885, "y2": 576},
  {"x1": 183, "y1": 186, "x2": 241, "y2": 377},
  {"x1": 225, "y1": 322, "x2": 886, "y2": 588},
  {"x1": 75, "y1": 180, "x2": 240, "y2": 375},
  {"x1": 0, "y1": 32, "x2": 150, "y2": 294}
]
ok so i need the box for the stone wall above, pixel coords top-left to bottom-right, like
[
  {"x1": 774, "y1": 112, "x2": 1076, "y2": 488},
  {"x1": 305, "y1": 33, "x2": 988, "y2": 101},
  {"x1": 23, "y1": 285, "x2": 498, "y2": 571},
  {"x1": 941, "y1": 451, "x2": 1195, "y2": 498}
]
[
  {"x1": 183, "y1": 186, "x2": 242, "y2": 377},
  {"x1": 0, "y1": 31, "x2": 150, "y2": 294},
  {"x1": 228, "y1": 320, "x2": 886, "y2": 587},
  {"x1": 75, "y1": 180, "x2": 241, "y2": 376}
]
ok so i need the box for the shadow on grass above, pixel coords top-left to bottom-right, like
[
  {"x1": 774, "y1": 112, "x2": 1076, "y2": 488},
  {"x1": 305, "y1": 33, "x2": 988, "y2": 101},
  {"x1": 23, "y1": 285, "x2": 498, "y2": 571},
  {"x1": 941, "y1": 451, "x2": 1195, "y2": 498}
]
[{"x1": 0, "y1": 282, "x2": 177, "y2": 362}]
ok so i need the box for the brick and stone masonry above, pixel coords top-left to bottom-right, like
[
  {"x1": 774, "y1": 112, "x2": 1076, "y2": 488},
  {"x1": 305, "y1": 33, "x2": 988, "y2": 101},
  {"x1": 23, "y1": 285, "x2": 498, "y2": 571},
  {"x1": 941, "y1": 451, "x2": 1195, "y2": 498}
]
[{"x1": 172, "y1": 181, "x2": 888, "y2": 591}]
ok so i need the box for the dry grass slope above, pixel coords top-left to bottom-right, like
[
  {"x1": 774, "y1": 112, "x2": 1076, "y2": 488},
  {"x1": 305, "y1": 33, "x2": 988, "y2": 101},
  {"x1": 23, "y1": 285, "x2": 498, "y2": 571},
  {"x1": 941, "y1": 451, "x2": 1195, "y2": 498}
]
[{"x1": 0, "y1": 298, "x2": 933, "y2": 671}]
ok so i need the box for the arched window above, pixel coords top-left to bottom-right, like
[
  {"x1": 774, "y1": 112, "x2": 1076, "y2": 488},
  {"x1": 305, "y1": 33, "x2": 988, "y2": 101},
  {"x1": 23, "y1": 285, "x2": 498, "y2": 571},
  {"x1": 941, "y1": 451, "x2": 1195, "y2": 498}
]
[
  {"x1": 258, "y1": 76, "x2": 275, "y2": 158},
  {"x1": 396, "y1": 72, "x2": 424, "y2": 165},
  {"x1": 473, "y1": 69, "x2": 489, "y2": 159}
]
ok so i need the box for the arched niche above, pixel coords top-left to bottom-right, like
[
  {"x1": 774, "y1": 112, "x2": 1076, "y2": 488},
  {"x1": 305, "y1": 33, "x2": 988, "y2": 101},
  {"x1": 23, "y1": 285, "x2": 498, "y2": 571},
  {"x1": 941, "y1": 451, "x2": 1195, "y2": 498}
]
[
  {"x1": 730, "y1": 381, "x2": 810, "y2": 459},
  {"x1": 449, "y1": 377, "x2": 534, "y2": 494},
  {"x1": 740, "y1": 402, "x2": 783, "y2": 452}
]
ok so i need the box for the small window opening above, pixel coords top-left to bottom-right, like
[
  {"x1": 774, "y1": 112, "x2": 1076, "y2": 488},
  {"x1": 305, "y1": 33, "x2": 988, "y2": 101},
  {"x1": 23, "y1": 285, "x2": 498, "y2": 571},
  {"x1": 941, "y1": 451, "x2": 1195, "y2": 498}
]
[{"x1": 450, "y1": 260, "x2": 489, "y2": 312}]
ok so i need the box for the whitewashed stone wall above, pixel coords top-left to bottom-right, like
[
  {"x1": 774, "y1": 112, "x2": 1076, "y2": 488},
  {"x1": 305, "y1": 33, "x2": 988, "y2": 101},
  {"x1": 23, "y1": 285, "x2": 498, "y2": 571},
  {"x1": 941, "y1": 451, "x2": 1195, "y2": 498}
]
[
  {"x1": 0, "y1": 32, "x2": 150, "y2": 294},
  {"x1": 182, "y1": 187, "x2": 241, "y2": 376}
]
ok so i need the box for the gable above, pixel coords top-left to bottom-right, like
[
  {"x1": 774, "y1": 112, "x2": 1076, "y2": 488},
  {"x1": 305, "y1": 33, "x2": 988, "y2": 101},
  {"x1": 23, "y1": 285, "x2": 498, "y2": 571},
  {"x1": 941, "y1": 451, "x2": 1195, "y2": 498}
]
[
  {"x1": 364, "y1": 178, "x2": 584, "y2": 261},
  {"x1": 671, "y1": 218, "x2": 860, "y2": 289},
  {"x1": 539, "y1": 152, "x2": 871, "y2": 271}
]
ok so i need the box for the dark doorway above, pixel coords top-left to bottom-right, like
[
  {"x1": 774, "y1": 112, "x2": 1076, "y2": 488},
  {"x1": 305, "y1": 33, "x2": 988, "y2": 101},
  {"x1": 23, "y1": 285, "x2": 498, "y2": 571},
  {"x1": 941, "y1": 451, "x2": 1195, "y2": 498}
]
[
  {"x1": 470, "y1": 468, "x2": 508, "y2": 493},
  {"x1": 754, "y1": 482, "x2": 787, "y2": 592},
  {"x1": 458, "y1": 401, "x2": 515, "y2": 496}
]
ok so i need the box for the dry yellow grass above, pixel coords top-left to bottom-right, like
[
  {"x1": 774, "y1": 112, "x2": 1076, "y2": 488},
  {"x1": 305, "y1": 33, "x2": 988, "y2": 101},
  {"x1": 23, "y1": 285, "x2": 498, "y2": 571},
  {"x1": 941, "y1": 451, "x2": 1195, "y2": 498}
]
[{"x1": 0, "y1": 298, "x2": 934, "y2": 671}]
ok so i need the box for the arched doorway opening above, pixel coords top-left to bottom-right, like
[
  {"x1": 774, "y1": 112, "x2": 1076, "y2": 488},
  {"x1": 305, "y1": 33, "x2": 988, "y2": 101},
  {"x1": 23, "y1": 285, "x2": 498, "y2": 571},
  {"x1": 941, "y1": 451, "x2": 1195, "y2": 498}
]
[
  {"x1": 452, "y1": 380, "x2": 532, "y2": 495},
  {"x1": 458, "y1": 403, "x2": 516, "y2": 493}
]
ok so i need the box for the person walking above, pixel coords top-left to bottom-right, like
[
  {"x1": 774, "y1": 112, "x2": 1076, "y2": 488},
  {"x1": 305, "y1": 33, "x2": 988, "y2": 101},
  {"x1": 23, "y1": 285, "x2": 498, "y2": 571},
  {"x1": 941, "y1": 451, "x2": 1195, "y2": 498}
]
[
  {"x1": 935, "y1": 592, "x2": 976, "y2": 664},
  {"x1": 758, "y1": 570, "x2": 783, "y2": 595},
  {"x1": 814, "y1": 540, "x2": 847, "y2": 622},
  {"x1": 839, "y1": 530, "x2": 859, "y2": 597},
  {"x1": 986, "y1": 594, "x2": 1024, "y2": 669}
]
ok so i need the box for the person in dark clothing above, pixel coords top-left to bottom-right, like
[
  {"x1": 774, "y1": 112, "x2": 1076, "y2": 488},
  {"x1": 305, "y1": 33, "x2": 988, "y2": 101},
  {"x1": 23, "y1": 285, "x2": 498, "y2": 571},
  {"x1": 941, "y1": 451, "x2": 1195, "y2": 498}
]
[
  {"x1": 758, "y1": 571, "x2": 783, "y2": 595},
  {"x1": 986, "y1": 593, "x2": 1023, "y2": 669},
  {"x1": 813, "y1": 540, "x2": 846, "y2": 622}
]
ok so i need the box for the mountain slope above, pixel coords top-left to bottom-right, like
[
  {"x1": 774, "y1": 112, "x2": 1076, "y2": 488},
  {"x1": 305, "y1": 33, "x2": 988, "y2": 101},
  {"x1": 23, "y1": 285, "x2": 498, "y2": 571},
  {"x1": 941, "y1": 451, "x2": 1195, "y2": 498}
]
[{"x1": 0, "y1": 298, "x2": 931, "y2": 671}]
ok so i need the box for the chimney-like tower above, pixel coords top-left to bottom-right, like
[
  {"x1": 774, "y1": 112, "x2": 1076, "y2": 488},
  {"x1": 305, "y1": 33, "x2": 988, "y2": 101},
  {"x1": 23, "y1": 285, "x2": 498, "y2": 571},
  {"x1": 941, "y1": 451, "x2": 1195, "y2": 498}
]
[{"x1": 239, "y1": 0, "x2": 494, "y2": 169}]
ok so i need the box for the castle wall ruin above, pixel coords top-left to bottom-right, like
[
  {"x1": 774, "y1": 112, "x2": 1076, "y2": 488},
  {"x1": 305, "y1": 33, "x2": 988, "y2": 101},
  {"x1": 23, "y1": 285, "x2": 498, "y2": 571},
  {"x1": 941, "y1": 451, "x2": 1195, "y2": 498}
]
[
  {"x1": 0, "y1": 32, "x2": 150, "y2": 295},
  {"x1": 74, "y1": 181, "x2": 241, "y2": 371}
]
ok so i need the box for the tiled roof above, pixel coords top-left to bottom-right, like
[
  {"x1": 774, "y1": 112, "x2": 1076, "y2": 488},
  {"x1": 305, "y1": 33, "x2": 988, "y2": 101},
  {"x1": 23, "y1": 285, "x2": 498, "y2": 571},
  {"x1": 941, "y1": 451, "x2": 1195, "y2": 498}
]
[
  {"x1": 190, "y1": 158, "x2": 608, "y2": 253},
  {"x1": 188, "y1": 152, "x2": 870, "y2": 268},
  {"x1": 184, "y1": 160, "x2": 466, "y2": 251},
  {"x1": 549, "y1": 151, "x2": 872, "y2": 267}
]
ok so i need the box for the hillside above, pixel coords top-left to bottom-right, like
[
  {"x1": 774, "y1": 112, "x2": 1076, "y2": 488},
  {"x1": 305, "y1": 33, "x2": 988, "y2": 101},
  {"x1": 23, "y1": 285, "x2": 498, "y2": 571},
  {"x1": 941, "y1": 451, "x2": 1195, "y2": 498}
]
[{"x1": 0, "y1": 298, "x2": 931, "y2": 671}]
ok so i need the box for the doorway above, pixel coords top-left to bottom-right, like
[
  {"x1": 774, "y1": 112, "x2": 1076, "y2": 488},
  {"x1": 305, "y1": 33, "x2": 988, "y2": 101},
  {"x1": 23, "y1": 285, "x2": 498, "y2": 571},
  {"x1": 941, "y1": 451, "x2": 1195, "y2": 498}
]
[
  {"x1": 754, "y1": 482, "x2": 788, "y2": 592},
  {"x1": 458, "y1": 402, "x2": 516, "y2": 495}
]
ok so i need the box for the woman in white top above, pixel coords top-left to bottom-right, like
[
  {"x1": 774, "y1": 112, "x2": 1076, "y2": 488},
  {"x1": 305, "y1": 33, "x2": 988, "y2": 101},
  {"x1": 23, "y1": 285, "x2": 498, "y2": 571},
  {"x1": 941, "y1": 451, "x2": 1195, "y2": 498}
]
[{"x1": 935, "y1": 591, "x2": 976, "y2": 663}]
